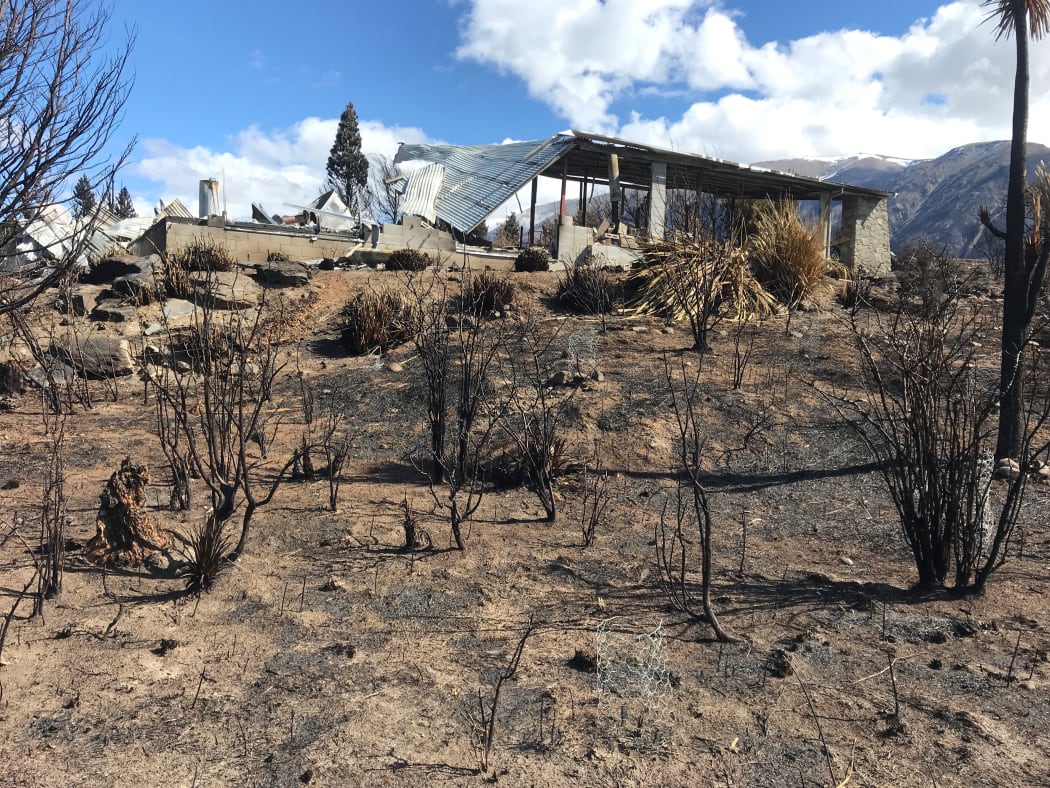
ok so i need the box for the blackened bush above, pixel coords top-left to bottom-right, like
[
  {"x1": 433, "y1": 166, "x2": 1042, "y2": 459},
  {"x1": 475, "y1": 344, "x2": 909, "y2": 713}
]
[
  {"x1": 169, "y1": 237, "x2": 235, "y2": 273},
  {"x1": 556, "y1": 257, "x2": 617, "y2": 314},
  {"x1": 339, "y1": 290, "x2": 417, "y2": 355},
  {"x1": 462, "y1": 271, "x2": 514, "y2": 318},
  {"x1": 386, "y1": 248, "x2": 430, "y2": 272},
  {"x1": 515, "y1": 247, "x2": 550, "y2": 272}
]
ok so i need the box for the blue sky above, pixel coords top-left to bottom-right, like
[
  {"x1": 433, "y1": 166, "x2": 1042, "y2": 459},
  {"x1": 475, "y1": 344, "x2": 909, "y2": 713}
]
[{"x1": 101, "y1": 0, "x2": 1050, "y2": 220}]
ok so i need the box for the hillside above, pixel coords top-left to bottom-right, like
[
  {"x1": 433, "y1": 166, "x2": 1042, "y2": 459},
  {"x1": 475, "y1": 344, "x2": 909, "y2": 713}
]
[
  {"x1": 1, "y1": 261, "x2": 1049, "y2": 786},
  {"x1": 757, "y1": 141, "x2": 1050, "y2": 257}
]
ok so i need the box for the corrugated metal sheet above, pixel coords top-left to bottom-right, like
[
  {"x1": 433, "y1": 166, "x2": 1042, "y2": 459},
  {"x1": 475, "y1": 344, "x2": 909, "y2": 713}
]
[
  {"x1": 398, "y1": 163, "x2": 445, "y2": 224},
  {"x1": 394, "y1": 135, "x2": 575, "y2": 232},
  {"x1": 158, "y1": 198, "x2": 193, "y2": 219},
  {"x1": 6, "y1": 203, "x2": 115, "y2": 271}
]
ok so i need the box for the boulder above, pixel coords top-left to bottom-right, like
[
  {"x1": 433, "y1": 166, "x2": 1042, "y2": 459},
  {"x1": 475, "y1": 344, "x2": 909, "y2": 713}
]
[
  {"x1": 80, "y1": 254, "x2": 149, "y2": 284},
  {"x1": 191, "y1": 272, "x2": 261, "y2": 310},
  {"x1": 253, "y1": 260, "x2": 310, "y2": 287},
  {"x1": 112, "y1": 260, "x2": 161, "y2": 304},
  {"x1": 51, "y1": 335, "x2": 134, "y2": 378},
  {"x1": 90, "y1": 298, "x2": 135, "y2": 323}
]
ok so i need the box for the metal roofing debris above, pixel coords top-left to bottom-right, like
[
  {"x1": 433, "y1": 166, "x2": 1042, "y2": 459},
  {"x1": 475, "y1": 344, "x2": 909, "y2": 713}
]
[
  {"x1": 251, "y1": 203, "x2": 277, "y2": 225},
  {"x1": 398, "y1": 163, "x2": 445, "y2": 225},
  {"x1": 395, "y1": 136, "x2": 577, "y2": 233},
  {"x1": 4, "y1": 203, "x2": 115, "y2": 272},
  {"x1": 156, "y1": 198, "x2": 193, "y2": 219}
]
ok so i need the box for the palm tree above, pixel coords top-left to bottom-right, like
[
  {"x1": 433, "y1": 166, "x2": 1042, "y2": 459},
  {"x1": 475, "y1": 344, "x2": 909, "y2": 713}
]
[{"x1": 981, "y1": 0, "x2": 1050, "y2": 460}]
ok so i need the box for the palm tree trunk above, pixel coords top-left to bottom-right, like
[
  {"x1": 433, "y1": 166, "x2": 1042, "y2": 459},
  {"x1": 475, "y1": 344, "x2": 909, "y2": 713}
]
[{"x1": 997, "y1": 1, "x2": 1031, "y2": 460}]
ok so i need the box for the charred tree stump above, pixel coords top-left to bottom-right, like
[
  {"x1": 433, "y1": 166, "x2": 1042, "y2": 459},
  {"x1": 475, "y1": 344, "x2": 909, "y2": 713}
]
[{"x1": 85, "y1": 458, "x2": 170, "y2": 565}]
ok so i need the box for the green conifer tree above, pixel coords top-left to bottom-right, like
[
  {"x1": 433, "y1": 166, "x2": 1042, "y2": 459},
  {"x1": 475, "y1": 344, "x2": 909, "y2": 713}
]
[{"x1": 326, "y1": 102, "x2": 369, "y2": 216}]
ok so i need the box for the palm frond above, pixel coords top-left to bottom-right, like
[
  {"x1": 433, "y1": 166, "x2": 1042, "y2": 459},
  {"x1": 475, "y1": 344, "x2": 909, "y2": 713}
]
[{"x1": 983, "y1": 0, "x2": 1050, "y2": 42}]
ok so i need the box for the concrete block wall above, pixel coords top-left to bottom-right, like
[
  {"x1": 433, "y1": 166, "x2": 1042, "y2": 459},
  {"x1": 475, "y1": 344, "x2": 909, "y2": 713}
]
[
  {"x1": 372, "y1": 216, "x2": 456, "y2": 255},
  {"x1": 839, "y1": 196, "x2": 891, "y2": 277},
  {"x1": 131, "y1": 219, "x2": 358, "y2": 262}
]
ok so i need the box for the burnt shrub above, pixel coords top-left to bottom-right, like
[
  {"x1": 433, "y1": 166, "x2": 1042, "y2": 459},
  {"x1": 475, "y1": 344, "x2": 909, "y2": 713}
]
[
  {"x1": 339, "y1": 289, "x2": 417, "y2": 355},
  {"x1": 385, "y1": 248, "x2": 431, "y2": 272},
  {"x1": 556, "y1": 257, "x2": 617, "y2": 314},
  {"x1": 462, "y1": 271, "x2": 514, "y2": 318},
  {"x1": 514, "y1": 247, "x2": 550, "y2": 273}
]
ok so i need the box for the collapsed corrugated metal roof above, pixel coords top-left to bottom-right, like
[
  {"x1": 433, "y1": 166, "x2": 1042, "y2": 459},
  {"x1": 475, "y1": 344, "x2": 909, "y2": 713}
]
[
  {"x1": 394, "y1": 135, "x2": 576, "y2": 232},
  {"x1": 394, "y1": 131, "x2": 891, "y2": 234}
]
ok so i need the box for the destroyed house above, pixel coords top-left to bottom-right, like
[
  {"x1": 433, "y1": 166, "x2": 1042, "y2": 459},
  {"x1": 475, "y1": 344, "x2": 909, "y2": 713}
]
[{"x1": 395, "y1": 130, "x2": 892, "y2": 274}]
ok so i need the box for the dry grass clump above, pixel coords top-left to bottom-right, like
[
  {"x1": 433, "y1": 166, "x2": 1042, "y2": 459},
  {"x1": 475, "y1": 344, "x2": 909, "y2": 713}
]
[
  {"x1": 385, "y1": 248, "x2": 431, "y2": 272},
  {"x1": 339, "y1": 289, "x2": 417, "y2": 355},
  {"x1": 514, "y1": 247, "x2": 551, "y2": 272},
  {"x1": 462, "y1": 271, "x2": 514, "y2": 317},
  {"x1": 747, "y1": 199, "x2": 837, "y2": 307},
  {"x1": 556, "y1": 256, "x2": 618, "y2": 314},
  {"x1": 629, "y1": 238, "x2": 778, "y2": 322},
  {"x1": 169, "y1": 237, "x2": 235, "y2": 273}
]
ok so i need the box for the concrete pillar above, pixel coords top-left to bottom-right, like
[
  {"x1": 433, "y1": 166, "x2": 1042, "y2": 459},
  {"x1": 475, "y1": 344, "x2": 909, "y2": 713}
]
[
  {"x1": 839, "y1": 195, "x2": 890, "y2": 276},
  {"x1": 649, "y1": 162, "x2": 667, "y2": 241},
  {"x1": 819, "y1": 193, "x2": 833, "y2": 258}
]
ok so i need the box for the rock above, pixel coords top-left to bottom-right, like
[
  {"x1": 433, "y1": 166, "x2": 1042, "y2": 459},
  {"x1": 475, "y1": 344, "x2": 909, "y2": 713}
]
[
  {"x1": 112, "y1": 269, "x2": 161, "y2": 304},
  {"x1": 253, "y1": 260, "x2": 310, "y2": 287},
  {"x1": 319, "y1": 258, "x2": 336, "y2": 271},
  {"x1": 143, "y1": 323, "x2": 163, "y2": 336},
  {"x1": 661, "y1": 326, "x2": 675, "y2": 334},
  {"x1": 386, "y1": 361, "x2": 404, "y2": 373},
  {"x1": 162, "y1": 298, "x2": 197, "y2": 320},
  {"x1": 90, "y1": 298, "x2": 135, "y2": 323},
  {"x1": 26, "y1": 361, "x2": 76, "y2": 388},
  {"x1": 55, "y1": 290, "x2": 87, "y2": 316},
  {"x1": 547, "y1": 370, "x2": 571, "y2": 386},
  {"x1": 51, "y1": 335, "x2": 134, "y2": 378},
  {"x1": 80, "y1": 254, "x2": 149, "y2": 284},
  {"x1": 790, "y1": 330, "x2": 805, "y2": 339},
  {"x1": 631, "y1": 326, "x2": 648, "y2": 333},
  {"x1": 145, "y1": 552, "x2": 170, "y2": 574},
  {"x1": 838, "y1": 555, "x2": 854, "y2": 567},
  {"x1": 589, "y1": 369, "x2": 605, "y2": 382},
  {"x1": 0, "y1": 360, "x2": 25, "y2": 394},
  {"x1": 191, "y1": 272, "x2": 261, "y2": 310}
]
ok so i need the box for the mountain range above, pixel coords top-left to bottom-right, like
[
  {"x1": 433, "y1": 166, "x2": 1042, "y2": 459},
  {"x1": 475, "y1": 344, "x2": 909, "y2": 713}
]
[{"x1": 756, "y1": 140, "x2": 1050, "y2": 258}]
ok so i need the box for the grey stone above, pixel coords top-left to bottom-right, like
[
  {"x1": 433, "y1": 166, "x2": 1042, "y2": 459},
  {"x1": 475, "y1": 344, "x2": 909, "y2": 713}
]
[
  {"x1": 589, "y1": 369, "x2": 605, "y2": 382},
  {"x1": 547, "y1": 370, "x2": 571, "y2": 386},
  {"x1": 386, "y1": 361, "x2": 404, "y2": 373},
  {"x1": 162, "y1": 299, "x2": 196, "y2": 320},
  {"x1": 51, "y1": 336, "x2": 134, "y2": 378},
  {"x1": 143, "y1": 323, "x2": 163, "y2": 336},
  {"x1": 253, "y1": 260, "x2": 310, "y2": 287},
  {"x1": 91, "y1": 299, "x2": 135, "y2": 323},
  {"x1": 191, "y1": 272, "x2": 261, "y2": 310},
  {"x1": 112, "y1": 267, "x2": 161, "y2": 304}
]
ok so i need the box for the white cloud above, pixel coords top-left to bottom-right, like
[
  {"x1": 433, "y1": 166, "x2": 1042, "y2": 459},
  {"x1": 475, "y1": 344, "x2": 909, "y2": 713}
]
[
  {"x1": 131, "y1": 118, "x2": 431, "y2": 220},
  {"x1": 457, "y1": 0, "x2": 1050, "y2": 161}
]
